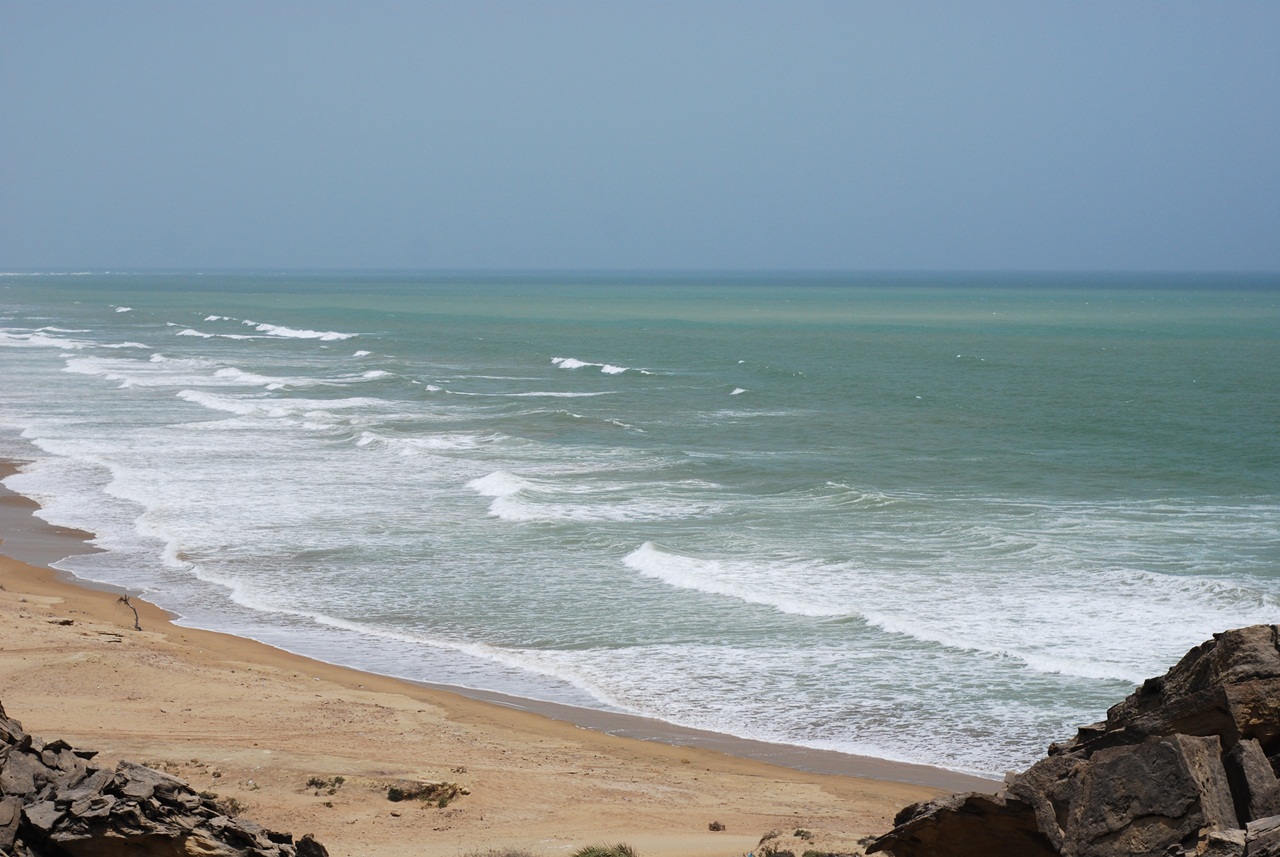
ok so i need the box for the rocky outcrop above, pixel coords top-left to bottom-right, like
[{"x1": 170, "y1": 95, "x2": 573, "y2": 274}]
[
  {"x1": 870, "y1": 624, "x2": 1280, "y2": 857},
  {"x1": 0, "y1": 700, "x2": 327, "y2": 857}
]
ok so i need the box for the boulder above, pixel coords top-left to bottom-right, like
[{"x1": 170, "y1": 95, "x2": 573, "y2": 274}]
[
  {"x1": 1057, "y1": 734, "x2": 1237, "y2": 856},
  {"x1": 867, "y1": 791, "x2": 1056, "y2": 857},
  {"x1": 870, "y1": 625, "x2": 1280, "y2": 857}
]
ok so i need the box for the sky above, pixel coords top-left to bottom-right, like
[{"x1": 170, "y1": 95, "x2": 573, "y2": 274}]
[{"x1": 2, "y1": 1, "x2": 1278, "y2": 272}]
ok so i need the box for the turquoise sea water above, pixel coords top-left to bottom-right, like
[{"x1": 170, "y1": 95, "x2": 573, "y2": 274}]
[{"x1": 1, "y1": 272, "x2": 1277, "y2": 775}]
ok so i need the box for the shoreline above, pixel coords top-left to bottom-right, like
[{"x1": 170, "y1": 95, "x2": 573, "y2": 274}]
[
  {"x1": 0, "y1": 457, "x2": 993, "y2": 794},
  {"x1": 0, "y1": 456, "x2": 987, "y2": 855}
]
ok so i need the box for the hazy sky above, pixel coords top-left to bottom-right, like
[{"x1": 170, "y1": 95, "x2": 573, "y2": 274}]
[{"x1": 2, "y1": 2, "x2": 1277, "y2": 272}]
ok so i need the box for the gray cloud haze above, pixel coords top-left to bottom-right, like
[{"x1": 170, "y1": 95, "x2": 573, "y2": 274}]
[{"x1": 2, "y1": 1, "x2": 1277, "y2": 271}]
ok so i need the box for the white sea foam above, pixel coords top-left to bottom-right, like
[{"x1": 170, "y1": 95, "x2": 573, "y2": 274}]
[
  {"x1": 731, "y1": 387, "x2": 747, "y2": 395},
  {"x1": 356, "y1": 430, "x2": 492, "y2": 454},
  {"x1": 212, "y1": 367, "x2": 277, "y2": 386},
  {"x1": 149, "y1": 353, "x2": 215, "y2": 368},
  {"x1": 552, "y1": 356, "x2": 653, "y2": 375},
  {"x1": 467, "y1": 470, "x2": 534, "y2": 498},
  {"x1": 175, "y1": 390, "x2": 388, "y2": 420},
  {"x1": 353, "y1": 350, "x2": 371, "y2": 357},
  {"x1": 242, "y1": 319, "x2": 356, "y2": 341},
  {"x1": 115, "y1": 307, "x2": 132, "y2": 313},
  {"x1": 623, "y1": 542, "x2": 840, "y2": 616},
  {"x1": 0, "y1": 330, "x2": 91, "y2": 349},
  {"x1": 62, "y1": 356, "x2": 291, "y2": 390}
]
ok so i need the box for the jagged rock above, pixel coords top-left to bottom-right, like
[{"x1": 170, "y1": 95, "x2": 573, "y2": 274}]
[
  {"x1": 296, "y1": 835, "x2": 327, "y2": 857},
  {"x1": 1247, "y1": 816, "x2": 1280, "y2": 857},
  {"x1": 1087, "y1": 625, "x2": 1280, "y2": 754},
  {"x1": 59, "y1": 766, "x2": 115, "y2": 804},
  {"x1": 1204, "y1": 828, "x2": 1248, "y2": 857},
  {"x1": 1060, "y1": 734, "x2": 1238, "y2": 856},
  {"x1": 0, "y1": 700, "x2": 329, "y2": 856},
  {"x1": 1, "y1": 748, "x2": 43, "y2": 796},
  {"x1": 870, "y1": 791, "x2": 1057, "y2": 857},
  {"x1": 1228, "y1": 740, "x2": 1280, "y2": 824},
  {"x1": 0, "y1": 795, "x2": 23, "y2": 849},
  {"x1": 871, "y1": 625, "x2": 1280, "y2": 857},
  {"x1": 23, "y1": 799, "x2": 63, "y2": 832}
]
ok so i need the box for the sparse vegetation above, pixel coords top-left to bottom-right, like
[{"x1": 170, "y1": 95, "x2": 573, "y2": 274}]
[
  {"x1": 794, "y1": 829, "x2": 814, "y2": 841},
  {"x1": 385, "y1": 780, "x2": 466, "y2": 807},
  {"x1": 306, "y1": 775, "x2": 345, "y2": 794},
  {"x1": 758, "y1": 830, "x2": 793, "y2": 857},
  {"x1": 217, "y1": 796, "x2": 245, "y2": 817},
  {"x1": 117, "y1": 595, "x2": 141, "y2": 630},
  {"x1": 708, "y1": 820, "x2": 725, "y2": 831},
  {"x1": 570, "y1": 845, "x2": 637, "y2": 857},
  {"x1": 460, "y1": 850, "x2": 538, "y2": 857}
]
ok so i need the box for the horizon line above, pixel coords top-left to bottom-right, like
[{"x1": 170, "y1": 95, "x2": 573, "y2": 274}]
[{"x1": 3, "y1": 267, "x2": 1279, "y2": 278}]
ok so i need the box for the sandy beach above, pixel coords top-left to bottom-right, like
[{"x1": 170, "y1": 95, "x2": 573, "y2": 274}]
[{"x1": 0, "y1": 462, "x2": 980, "y2": 857}]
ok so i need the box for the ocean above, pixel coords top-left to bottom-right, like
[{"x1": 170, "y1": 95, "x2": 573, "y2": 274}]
[{"x1": 1, "y1": 271, "x2": 1277, "y2": 777}]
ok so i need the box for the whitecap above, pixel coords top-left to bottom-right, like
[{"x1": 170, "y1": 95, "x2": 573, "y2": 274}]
[
  {"x1": 242, "y1": 319, "x2": 356, "y2": 341},
  {"x1": 0, "y1": 330, "x2": 90, "y2": 349},
  {"x1": 552, "y1": 356, "x2": 650, "y2": 375},
  {"x1": 623, "y1": 542, "x2": 837, "y2": 617},
  {"x1": 115, "y1": 306, "x2": 132, "y2": 313},
  {"x1": 175, "y1": 390, "x2": 386, "y2": 419},
  {"x1": 467, "y1": 470, "x2": 534, "y2": 498}
]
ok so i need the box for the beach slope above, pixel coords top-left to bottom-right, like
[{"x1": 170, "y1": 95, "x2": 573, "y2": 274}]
[{"x1": 0, "y1": 549, "x2": 949, "y2": 857}]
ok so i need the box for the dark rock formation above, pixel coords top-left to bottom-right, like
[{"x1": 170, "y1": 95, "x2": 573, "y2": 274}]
[
  {"x1": 870, "y1": 624, "x2": 1280, "y2": 857},
  {"x1": 0, "y1": 700, "x2": 327, "y2": 857}
]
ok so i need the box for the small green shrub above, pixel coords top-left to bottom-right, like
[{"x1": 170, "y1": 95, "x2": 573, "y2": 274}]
[
  {"x1": 306, "y1": 775, "x2": 345, "y2": 793},
  {"x1": 386, "y1": 780, "x2": 464, "y2": 807}
]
